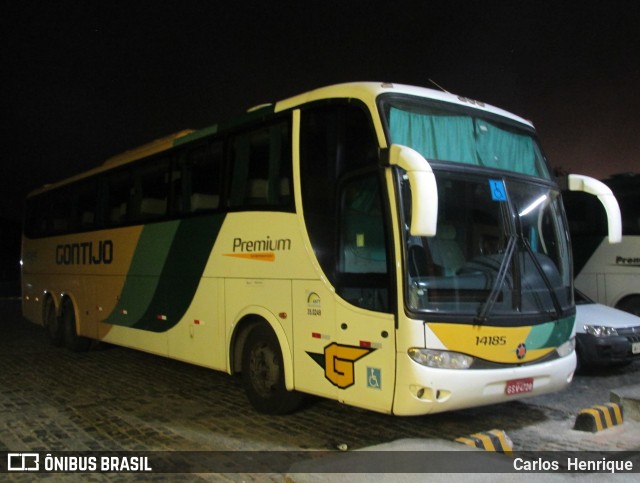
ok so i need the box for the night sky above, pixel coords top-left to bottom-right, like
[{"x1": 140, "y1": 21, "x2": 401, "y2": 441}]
[{"x1": 2, "y1": 0, "x2": 640, "y2": 222}]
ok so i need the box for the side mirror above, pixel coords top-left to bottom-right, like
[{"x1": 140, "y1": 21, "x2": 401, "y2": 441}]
[
  {"x1": 387, "y1": 145, "x2": 438, "y2": 237},
  {"x1": 568, "y1": 174, "x2": 622, "y2": 243}
]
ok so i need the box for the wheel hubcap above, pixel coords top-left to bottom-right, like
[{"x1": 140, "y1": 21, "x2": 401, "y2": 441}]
[{"x1": 250, "y1": 342, "x2": 279, "y2": 396}]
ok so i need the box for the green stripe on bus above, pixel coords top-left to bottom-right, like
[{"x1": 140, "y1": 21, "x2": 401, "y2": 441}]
[
  {"x1": 134, "y1": 214, "x2": 225, "y2": 331},
  {"x1": 105, "y1": 214, "x2": 225, "y2": 331},
  {"x1": 525, "y1": 315, "x2": 574, "y2": 349},
  {"x1": 104, "y1": 221, "x2": 180, "y2": 327}
]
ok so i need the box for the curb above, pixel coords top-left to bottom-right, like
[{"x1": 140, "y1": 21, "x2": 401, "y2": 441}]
[
  {"x1": 573, "y1": 402, "x2": 623, "y2": 432},
  {"x1": 610, "y1": 384, "x2": 640, "y2": 422},
  {"x1": 455, "y1": 429, "x2": 513, "y2": 454}
]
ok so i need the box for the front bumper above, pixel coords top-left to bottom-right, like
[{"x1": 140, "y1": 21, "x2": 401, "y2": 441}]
[{"x1": 392, "y1": 351, "x2": 576, "y2": 416}]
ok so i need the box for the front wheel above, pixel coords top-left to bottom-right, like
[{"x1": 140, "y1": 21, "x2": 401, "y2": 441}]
[{"x1": 241, "y1": 324, "x2": 303, "y2": 414}]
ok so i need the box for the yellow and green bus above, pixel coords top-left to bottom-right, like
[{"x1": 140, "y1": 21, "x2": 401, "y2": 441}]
[{"x1": 21, "y1": 83, "x2": 621, "y2": 415}]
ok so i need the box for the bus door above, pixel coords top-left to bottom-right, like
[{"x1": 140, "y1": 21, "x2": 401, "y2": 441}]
[
  {"x1": 331, "y1": 301, "x2": 396, "y2": 414},
  {"x1": 332, "y1": 173, "x2": 396, "y2": 412},
  {"x1": 293, "y1": 172, "x2": 396, "y2": 413}
]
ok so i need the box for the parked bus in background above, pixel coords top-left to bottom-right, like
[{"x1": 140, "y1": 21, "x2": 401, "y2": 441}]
[
  {"x1": 21, "y1": 83, "x2": 621, "y2": 416},
  {"x1": 564, "y1": 173, "x2": 639, "y2": 316}
]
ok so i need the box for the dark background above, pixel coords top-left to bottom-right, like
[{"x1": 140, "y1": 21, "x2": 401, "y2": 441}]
[{"x1": 2, "y1": 0, "x2": 640, "y2": 292}]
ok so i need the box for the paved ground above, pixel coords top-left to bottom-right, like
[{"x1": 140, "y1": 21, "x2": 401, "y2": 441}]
[{"x1": 1, "y1": 298, "x2": 639, "y2": 481}]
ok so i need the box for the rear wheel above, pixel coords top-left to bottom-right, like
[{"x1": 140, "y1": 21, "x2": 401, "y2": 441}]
[
  {"x1": 61, "y1": 299, "x2": 91, "y2": 352},
  {"x1": 44, "y1": 297, "x2": 64, "y2": 347},
  {"x1": 241, "y1": 324, "x2": 303, "y2": 414}
]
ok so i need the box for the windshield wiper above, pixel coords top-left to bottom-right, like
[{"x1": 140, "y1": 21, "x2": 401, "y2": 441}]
[
  {"x1": 474, "y1": 234, "x2": 564, "y2": 324},
  {"x1": 521, "y1": 238, "x2": 563, "y2": 318},
  {"x1": 474, "y1": 235, "x2": 517, "y2": 324}
]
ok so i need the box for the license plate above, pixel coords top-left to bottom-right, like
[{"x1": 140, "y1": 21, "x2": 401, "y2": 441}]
[
  {"x1": 632, "y1": 342, "x2": 640, "y2": 355},
  {"x1": 505, "y1": 377, "x2": 534, "y2": 396}
]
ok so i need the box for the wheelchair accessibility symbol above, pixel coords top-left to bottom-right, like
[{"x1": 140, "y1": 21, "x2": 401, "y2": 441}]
[
  {"x1": 367, "y1": 367, "x2": 381, "y2": 390},
  {"x1": 489, "y1": 179, "x2": 507, "y2": 201}
]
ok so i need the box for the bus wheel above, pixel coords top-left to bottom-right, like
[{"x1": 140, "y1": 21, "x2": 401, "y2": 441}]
[
  {"x1": 61, "y1": 299, "x2": 91, "y2": 352},
  {"x1": 241, "y1": 324, "x2": 303, "y2": 414},
  {"x1": 44, "y1": 297, "x2": 64, "y2": 347},
  {"x1": 617, "y1": 296, "x2": 640, "y2": 317}
]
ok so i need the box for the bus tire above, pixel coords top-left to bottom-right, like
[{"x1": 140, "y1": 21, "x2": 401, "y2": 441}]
[
  {"x1": 44, "y1": 297, "x2": 64, "y2": 347},
  {"x1": 616, "y1": 296, "x2": 640, "y2": 317},
  {"x1": 61, "y1": 299, "x2": 91, "y2": 352},
  {"x1": 241, "y1": 323, "x2": 303, "y2": 415}
]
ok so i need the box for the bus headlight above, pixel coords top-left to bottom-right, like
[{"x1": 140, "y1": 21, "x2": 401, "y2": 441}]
[
  {"x1": 408, "y1": 348, "x2": 473, "y2": 369},
  {"x1": 556, "y1": 337, "x2": 575, "y2": 358}
]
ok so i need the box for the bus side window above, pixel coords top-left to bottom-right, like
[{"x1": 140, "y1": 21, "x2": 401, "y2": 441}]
[
  {"x1": 73, "y1": 179, "x2": 99, "y2": 231},
  {"x1": 105, "y1": 170, "x2": 132, "y2": 226},
  {"x1": 339, "y1": 175, "x2": 387, "y2": 274},
  {"x1": 130, "y1": 158, "x2": 170, "y2": 222},
  {"x1": 25, "y1": 180, "x2": 98, "y2": 237},
  {"x1": 48, "y1": 188, "x2": 73, "y2": 235},
  {"x1": 24, "y1": 194, "x2": 46, "y2": 238},
  {"x1": 228, "y1": 121, "x2": 292, "y2": 210},
  {"x1": 337, "y1": 174, "x2": 390, "y2": 311},
  {"x1": 300, "y1": 102, "x2": 388, "y2": 312},
  {"x1": 175, "y1": 141, "x2": 222, "y2": 214},
  {"x1": 301, "y1": 105, "x2": 379, "y2": 254}
]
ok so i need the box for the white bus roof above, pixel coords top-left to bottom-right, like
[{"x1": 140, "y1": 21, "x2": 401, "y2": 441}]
[
  {"x1": 30, "y1": 82, "x2": 534, "y2": 196},
  {"x1": 275, "y1": 82, "x2": 533, "y2": 128}
]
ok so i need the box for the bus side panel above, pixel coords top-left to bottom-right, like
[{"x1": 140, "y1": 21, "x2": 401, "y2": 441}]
[
  {"x1": 291, "y1": 280, "x2": 337, "y2": 400},
  {"x1": 21, "y1": 270, "x2": 44, "y2": 326},
  {"x1": 574, "y1": 273, "x2": 598, "y2": 302},
  {"x1": 100, "y1": 324, "x2": 168, "y2": 355},
  {"x1": 167, "y1": 277, "x2": 226, "y2": 370},
  {"x1": 68, "y1": 274, "x2": 96, "y2": 338},
  {"x1": 332, "y1": 301, "x2": 396, "y2": 414},
  {"x1": 224, "y1": 278, "x2": 293, "y2": 377},
  {"x1": 601, "y1": 273, "x2": 640, "y2": 308},
  {"x1": 97, "y1": 216, "x2": 225, "y2": 355},
  {"x1": 22, "y1": 227, "x2": 142, "y2": 333},
  {"x1": 575, "y1": 236, "x2": 640, "y2": 306}
]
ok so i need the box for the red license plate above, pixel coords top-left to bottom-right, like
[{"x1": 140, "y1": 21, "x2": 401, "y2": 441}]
[{"x1": 505, "y1": 377, "x2": 534, "y2": 395}]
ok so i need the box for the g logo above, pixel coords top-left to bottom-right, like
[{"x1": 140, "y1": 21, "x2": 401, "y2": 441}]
[{"x1": 307, "y1": 342, "x2": 374, "y2": 389}]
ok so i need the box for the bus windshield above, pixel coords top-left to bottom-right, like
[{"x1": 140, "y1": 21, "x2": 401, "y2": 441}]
[
  {"x1": 384, "y1": 99, "x2": 550, "y2": 179},
  {"x1": 383, "y1": 95, "x2": 571, "y2": 323},
  {"x1": 401, "y1": 171, "x2": 572, "y2": 323}
]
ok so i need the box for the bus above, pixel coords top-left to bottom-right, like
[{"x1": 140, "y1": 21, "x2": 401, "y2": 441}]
[
  {"x1": 564, "y1": 173, "x2": 639, "y2": 315},
  {"x1": 21, "y1": 82, "x2": 621, "y2": 416}
]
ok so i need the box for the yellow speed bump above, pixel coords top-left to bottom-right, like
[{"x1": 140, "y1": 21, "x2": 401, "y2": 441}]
[
  {"x1": 455, "y1": 429, "x2": 513, "y2": 454},
  {"x1": 574, "y1": 403, "x2": 624, "y2": 432}
]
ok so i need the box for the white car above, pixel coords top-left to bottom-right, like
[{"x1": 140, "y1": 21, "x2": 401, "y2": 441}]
[{"x1": 575, "y1": 291, "x2": 640, "y2": 368}]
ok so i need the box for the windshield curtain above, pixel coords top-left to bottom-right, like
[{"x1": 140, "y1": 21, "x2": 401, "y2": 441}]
[
  {"x1": 402, "y1": 170, "x2": 572, "y2": 323},
  {"x1": 388, "y1": 105, "x2": 550, "y2": 178}
]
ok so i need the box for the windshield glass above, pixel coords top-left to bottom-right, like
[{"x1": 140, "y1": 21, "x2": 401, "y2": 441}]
[
  {"x1": 383, "y1": 97, "x2": 551, "y2": 179},
  {"x1": 402, "y1": 170, "x2": 573, "y2": 323}
]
